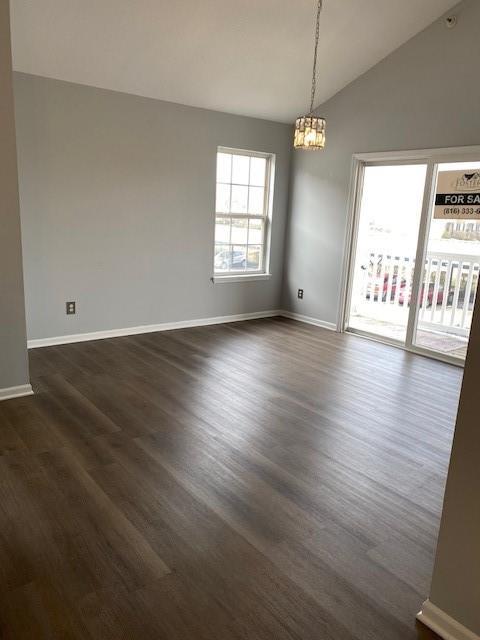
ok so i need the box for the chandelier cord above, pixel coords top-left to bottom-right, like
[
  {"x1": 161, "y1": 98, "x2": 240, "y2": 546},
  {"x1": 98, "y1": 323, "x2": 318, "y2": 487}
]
[{"x1": 309, "y1": 0, "x2": 323, "y2": 114}]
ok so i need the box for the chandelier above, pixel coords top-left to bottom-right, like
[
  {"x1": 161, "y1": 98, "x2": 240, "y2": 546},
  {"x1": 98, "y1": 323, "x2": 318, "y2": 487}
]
[{"x1": 294, "y1": 0, "x2": 326, "y2": 150}]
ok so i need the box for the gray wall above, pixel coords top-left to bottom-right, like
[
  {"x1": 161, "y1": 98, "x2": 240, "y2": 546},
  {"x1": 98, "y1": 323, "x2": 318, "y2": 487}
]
[
  {"x1": 13, "y1": 74, "x2": 291, "y2": 341},
  {"x1": 0, "y1": 1, "x2": 29, "y2": 389},
  {"x1": 283, "y1": 0, "x2": 480, "y2": 324},
  {"x1": 428, "y1": 288, "x2": 480, "y2": 635}
]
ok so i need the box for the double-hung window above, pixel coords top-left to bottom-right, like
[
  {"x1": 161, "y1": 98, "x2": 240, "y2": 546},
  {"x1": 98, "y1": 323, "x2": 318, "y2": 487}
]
[{"x1": 214, "y1": 148, "x2": 274, "y2": 277}]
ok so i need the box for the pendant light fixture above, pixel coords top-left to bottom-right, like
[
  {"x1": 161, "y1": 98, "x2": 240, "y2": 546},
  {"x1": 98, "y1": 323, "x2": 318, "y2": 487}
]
[{"x1": 294, "y1": 0, "x2": 326, "y2": 150}]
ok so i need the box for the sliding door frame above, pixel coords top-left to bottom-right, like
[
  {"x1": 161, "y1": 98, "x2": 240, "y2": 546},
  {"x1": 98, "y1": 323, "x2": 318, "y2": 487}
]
[{"x1": 339, "y1": 145, "x2": 480, "y2": 368}]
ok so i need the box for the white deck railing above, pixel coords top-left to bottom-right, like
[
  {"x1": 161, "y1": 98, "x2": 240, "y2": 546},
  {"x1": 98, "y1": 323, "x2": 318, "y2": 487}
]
[{"x1": 357, "y1": 250, "x2": 479, "y2": 337}]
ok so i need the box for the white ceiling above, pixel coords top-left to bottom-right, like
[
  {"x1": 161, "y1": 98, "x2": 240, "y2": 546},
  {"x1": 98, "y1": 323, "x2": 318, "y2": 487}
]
[{"x1": 10, "y1": 0, "x2": 458, "y2": 123}]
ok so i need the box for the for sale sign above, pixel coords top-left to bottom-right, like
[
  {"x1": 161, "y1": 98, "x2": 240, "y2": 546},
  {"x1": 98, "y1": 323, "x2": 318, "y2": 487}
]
[{"x1": 434, "y1": 170, "x2": 480, "y2": 219}]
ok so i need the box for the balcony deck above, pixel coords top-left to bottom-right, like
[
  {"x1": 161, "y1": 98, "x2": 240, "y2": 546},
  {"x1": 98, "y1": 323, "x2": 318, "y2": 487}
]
[
  {"x1": 349, "y1": 314, "x2": 468, "y2": 360},
  {"x1": 348, "y1": 249, "x2": 477, "y2": 361}
]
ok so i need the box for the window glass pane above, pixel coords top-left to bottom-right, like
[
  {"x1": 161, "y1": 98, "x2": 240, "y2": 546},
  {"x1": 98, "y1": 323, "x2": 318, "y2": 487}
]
[
  {"x1": 231, "y1": 185, "x2": 248, "y2": 213},
  {"x1": 215, "y1": 217, "x2": 231, "y2": 243},
  {"x1": 247, "y1": 245, "x2": 262, "y2": 271},
  {"x1": 214, "y1": 149, "x2": 272, "y2": 275},
  {"x1": 250, "y1": 157, "x2": 266, "y2": 186},
  {"x1": 217, "y1": 153, "x2": 231, "y2": 183},
  {"x1": 231, "y1": 218, "x2": 248, "y2": 244},
  {"x1": 231, "y1": 245, "x2": 247, "y2": 270},
  {"x1": 232, "y1": 155, "x2": 250, "y2": 185},
  {"x1": 248, "y1": 186, "x2": 264, "y2": 215},
  {"x1": 216, "y1": 184, "x2": 230, "y2": 213},
  {"x1": 214, "y1": 244, "x2": 231, "y2": 271},
  {"x1": 248, "y1": 218, "x2": 264, "y2": 244}
]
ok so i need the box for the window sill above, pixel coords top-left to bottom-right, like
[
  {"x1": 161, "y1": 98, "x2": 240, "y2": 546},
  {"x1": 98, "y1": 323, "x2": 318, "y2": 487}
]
[{"x1": 212, "y1": 273, "x2": 272, "y2": 284}]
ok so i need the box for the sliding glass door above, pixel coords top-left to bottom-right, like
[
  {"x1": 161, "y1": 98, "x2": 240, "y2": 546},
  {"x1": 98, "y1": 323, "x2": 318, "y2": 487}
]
[
  {"x1": 412, "y1": 161, "x2": 480, "y2": 360},
  {"x1": 348, "y1": 163, "x2": 427, "y2": 342},
  {"x1": 345, "y1": 151, "x2": 480, "y2": 364}
]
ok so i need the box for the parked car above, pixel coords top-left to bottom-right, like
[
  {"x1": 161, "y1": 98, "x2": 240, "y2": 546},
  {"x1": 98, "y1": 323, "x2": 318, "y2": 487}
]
[
  {"x1": 214, "y1": 249, "x2": 246, "y2": 270},
  {"x1": 215, "y1": 248, "x2": 261, "y2": 271},
  {"x1": 367, "y1": 272, "x2": 445, "y2": 307},
  {"x1": 398, "y1": 280, "x2": 445, "y2": 307}
]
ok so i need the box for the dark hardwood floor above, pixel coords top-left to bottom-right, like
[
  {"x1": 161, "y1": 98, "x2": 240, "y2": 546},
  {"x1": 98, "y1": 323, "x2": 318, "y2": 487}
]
[{"x1": 0, "y1": 317, "x2": 461, "y2": 639}]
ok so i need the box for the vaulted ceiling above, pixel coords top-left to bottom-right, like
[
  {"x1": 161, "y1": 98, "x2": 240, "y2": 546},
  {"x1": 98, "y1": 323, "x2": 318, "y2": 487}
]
[{"x1": 10, "y1": 0, "x2": 458, "y2": 123}]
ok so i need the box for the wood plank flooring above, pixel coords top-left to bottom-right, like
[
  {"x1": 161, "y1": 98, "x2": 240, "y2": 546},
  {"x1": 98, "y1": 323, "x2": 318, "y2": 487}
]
[{"x1": 0, "y1": 318, "x2": 461, "y2": 639}]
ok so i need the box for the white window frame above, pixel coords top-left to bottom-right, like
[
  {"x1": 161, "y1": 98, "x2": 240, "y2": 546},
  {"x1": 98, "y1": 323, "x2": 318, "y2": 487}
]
[{"x1": 212, "y1": 147, "x2": 275, "y2": 283}]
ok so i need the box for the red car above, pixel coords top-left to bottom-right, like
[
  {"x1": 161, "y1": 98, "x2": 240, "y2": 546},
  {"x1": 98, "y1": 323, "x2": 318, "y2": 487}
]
[
  {"x1": 369, "y1": 274, "x2": 444, "y2": 307},
  {"x1": 398, "y1": 280, "x2": 444, "y2": 307}
]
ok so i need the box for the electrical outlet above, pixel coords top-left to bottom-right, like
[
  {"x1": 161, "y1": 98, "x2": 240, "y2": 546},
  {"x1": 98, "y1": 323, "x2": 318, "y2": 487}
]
[
  {"x1": 297, "y1": 289, "x2": 304, "y2": 299},
  {"x1": 66, "y1": 301, "x2": 76, "y2": 315}
]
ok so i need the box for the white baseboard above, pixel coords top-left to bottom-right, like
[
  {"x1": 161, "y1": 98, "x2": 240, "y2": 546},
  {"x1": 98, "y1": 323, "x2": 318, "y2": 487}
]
[
  {"x1": 0, "y1": 384, "x2": 34, "y2": 402},
  {"x1": 27, "y1": 309, "x2": 338, "y2": 350},
  {"x1": 280, "y1": 310, "x2": 337, "y2": 331},
  {"x1": 417, "y1": 600, "x2": 479, "y2": 640},
  {"x1": 27, "y1": 310, "x2": 282, "y2": 348}
]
